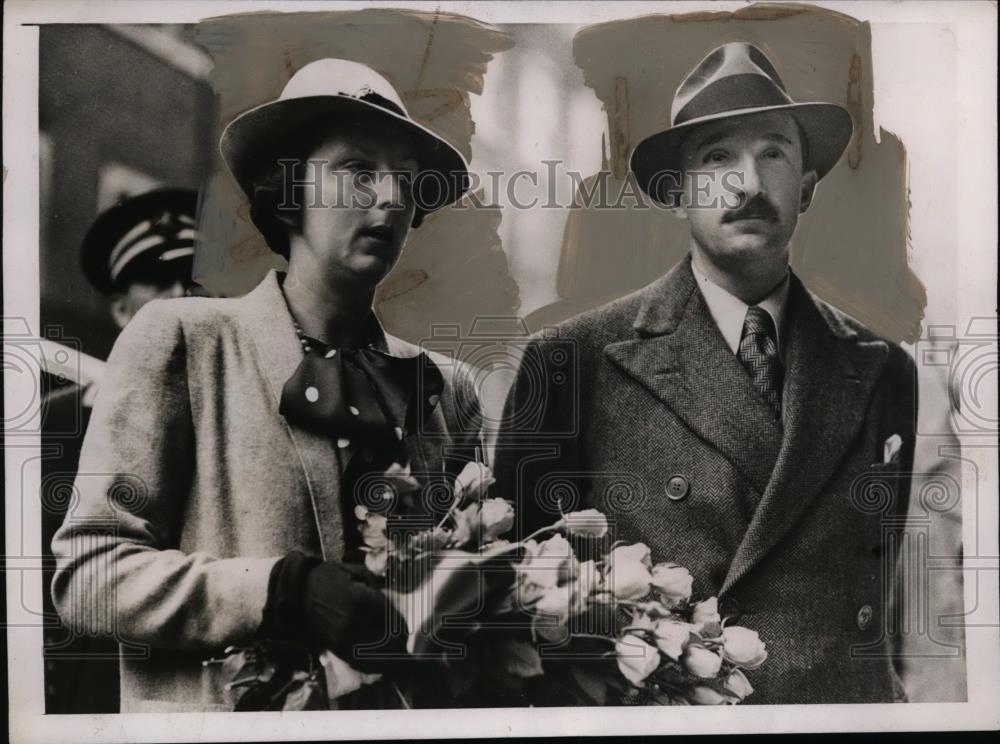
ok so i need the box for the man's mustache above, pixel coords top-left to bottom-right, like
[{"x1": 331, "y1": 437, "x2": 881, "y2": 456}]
[{"x1": 722, "y1": 195, "x2": 779, "y2": 223}]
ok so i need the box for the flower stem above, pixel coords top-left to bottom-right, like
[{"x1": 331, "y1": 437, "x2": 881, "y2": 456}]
[
  {"x1": 392, "y1": 682, "x2": 412, "y2": 709},
  {"x1": 435, "y1": 494, "x2": 462, "y2": 530},
  {"x1": 570, "y1": 632, "x2": 617, "y2": 644},
  {"x1": 519, "y1": 521, "x2": 565, "y2": 544}
]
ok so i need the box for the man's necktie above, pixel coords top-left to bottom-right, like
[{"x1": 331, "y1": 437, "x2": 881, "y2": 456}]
[{"x1": 737, "y1": 306, "x2": 783, "y2": 419}]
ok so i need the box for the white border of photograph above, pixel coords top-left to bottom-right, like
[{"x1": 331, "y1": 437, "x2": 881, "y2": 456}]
[{"x1": 4, "y1": 1, "x2": 998, "y2": 741}]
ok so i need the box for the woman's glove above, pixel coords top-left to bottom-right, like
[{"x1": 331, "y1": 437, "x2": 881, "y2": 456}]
[{"x1": 257, "y1": 551, "x2": 406, "y2": 672}]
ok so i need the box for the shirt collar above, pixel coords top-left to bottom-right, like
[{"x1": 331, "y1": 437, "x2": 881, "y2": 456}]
[{"x1": 690, "y1": 257, "x2": 790, "y2": 356}]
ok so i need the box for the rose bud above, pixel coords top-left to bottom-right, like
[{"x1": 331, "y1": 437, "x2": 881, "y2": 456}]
[
  {"x1": 568, "y1": 560, "x2": 600, "y2": 614},
  {"x1": 652, "y1": 619, "x2": 697, "y2": 661},
  {"x1": 562, "y1": 509, "x2": 609, "y2": 538},
  {"x1": 479, "y1": 498, "x2": 515, "y2": 541},
  {"x1": 721, "y1": 626, "x2": 768, "y2": 669},
  {"x1": 535, "y1": 584, "x2": 573, "y2": 626},
  {"x1": 604, "y1": 543, "x2": 653, "y2": 600},
  {"x1": 687, "y1": 685, "x2": 729, "y2": 705},
  {"x1": 724, "y1": 668, "x2": 754, "y2": 701},
  {"x1": 692, "y1": 597, "x2": 721, "y2": 628},
  {"x1": 364, "y1": 547, "x2": 388, "y2": 576},
  {"x1": 682, "y1": 645, "x2": 723, "y2": 678},
  {"x1": 453, "y1": 461, "x2": 495, "y2": 501},
  {"x1": 449, "y1": 502, "x2": 481, "y2": 547},
  {"x1": 517, "y1": 534, "x2": 578, "y2": 590},
  {"x1": 649, "y1": 563, "x2": 693, "y2": 603},
  {"x1": 615, "y1": 635, "x2": 661, "y2": 686}
]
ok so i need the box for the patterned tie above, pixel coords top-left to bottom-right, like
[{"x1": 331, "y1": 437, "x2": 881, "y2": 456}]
[{"x1": 737, "y1": 306, "x2": 783, "y2": 418}]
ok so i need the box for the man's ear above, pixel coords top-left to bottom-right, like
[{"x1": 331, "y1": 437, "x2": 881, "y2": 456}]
[
  {"x1": 799, "y1": 170, "x2": 818, "y2": 213},
  {"x1": 109, "y1": 294, "x2": 131, "y2": 329}
]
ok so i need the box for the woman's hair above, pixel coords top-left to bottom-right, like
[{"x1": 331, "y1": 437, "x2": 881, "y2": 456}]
[{"x1": 247, "y1": 116, "x2": 425, "y2": 259}]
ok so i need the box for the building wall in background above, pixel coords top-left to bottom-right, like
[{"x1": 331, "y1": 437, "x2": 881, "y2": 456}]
[{"x1": 39, "y1": 24, "x2": 216, "y2": 361}]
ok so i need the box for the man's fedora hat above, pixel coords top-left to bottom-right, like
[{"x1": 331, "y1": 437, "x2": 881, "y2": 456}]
[
  {"x1": 81, "y1": 187, "x2": 199, "y2": 295},
  {"x1": 220, "y1": 58, "x2": 471, "y2": 220},
  {"x1": 630, "y1": 42, "x2": 854, "y2": 203}
]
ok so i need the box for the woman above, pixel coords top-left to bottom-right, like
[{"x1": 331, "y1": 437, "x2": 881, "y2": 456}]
[{"x1": 51, "y1": 58, "x2": 480, "y2": 712}]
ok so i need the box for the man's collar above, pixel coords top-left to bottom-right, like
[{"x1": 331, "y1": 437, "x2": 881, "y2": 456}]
[{"x1": 690, "y1": 257, "x2": 790, "y2": 356}]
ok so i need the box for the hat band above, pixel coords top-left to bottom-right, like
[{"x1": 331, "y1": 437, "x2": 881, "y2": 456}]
[
  {"x1": 109, "y1": 230, "x2": 197, "y2": 283},
  {"x1": 356, "y1": 91, "x2": 407, "y2": 118},
  {"x1": 673, "y1": 74, "x2": 794, "y2": 126}
]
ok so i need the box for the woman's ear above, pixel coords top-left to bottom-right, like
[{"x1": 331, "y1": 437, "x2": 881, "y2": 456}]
[{"x1": 799, "y1": 170, "x2": 818, "y2": 213}]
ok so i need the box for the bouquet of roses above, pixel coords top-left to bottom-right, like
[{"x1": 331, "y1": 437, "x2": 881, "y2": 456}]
[
  {"x1": 351, "y1": 461, "x2": 767, "y2": 707},
  {"x1": 215, "y1": 459, "x2": 767, "y2": 708}
]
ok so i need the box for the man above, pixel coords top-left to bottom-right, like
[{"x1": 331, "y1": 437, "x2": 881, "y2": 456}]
[
  {"x1": 494, "y1": 42, "x2": 917, "y2": 704},
  {"x1": 41, "y1": 187, "x2": 202, "y2": 713}
]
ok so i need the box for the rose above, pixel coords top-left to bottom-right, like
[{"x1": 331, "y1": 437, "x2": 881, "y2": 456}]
[
  {"x1": 724, "y1": 668, "x2": 754, "y2": 701},
  {"x1": 479, "y1": 498, "x2": 515, "y2": 542},
  {"x1": 615, "y1": 635, "x2": 660, "y2": 686},
  {"x1": 721, "y1": 626, "x2": 768, "y2": 669},
  {"x1": 532, "y1": 583, "x2": 575, "y2": 642},
  {"x1": 532, "y1": 559, "x2": 600, "y2": 641},
  {"x1": 568, "y1": 559, "x2": 601, "y2": 614},
  {"x1": 652, "y1": 619, "x2": 698, "y2": 661},
  {"x1": 450, "y1": 502, "x2": 480, "y2": 546},
  {"x1": 691, "y1": 597, "x2": 722, "y2": 635},
  {"x1": 354, "y1": 507, "x2": 389, "y2": 551},
  {"x1": 603, "y1": 543, "x2": 653, "y2": 600},
  {"x1": 682, "y1": 644, "x2": 723, "y2": 678},
  {"x1": 453, "y1": 461, "x2": 495, "y2": 502},
  {"x1": 524, "y1": 534, "x2": 579, "y2": 586},
  {"x1": 562, "y1": 509, "x2": 609, "y2": 538},
  {"x1": 364, "y1": 547, "x2": 388, "y2": 576},
  {"x1": 515, "y1": 535, "x2": 579, "y2": 607},
  {"x1": 649, "y1": 563, "x2": 693, "y2": 603}
]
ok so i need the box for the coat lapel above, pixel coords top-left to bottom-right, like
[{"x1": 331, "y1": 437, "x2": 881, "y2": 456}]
[
  {"x1": 236, "y1": 271, "x2": 345, "y2": 560},
  {"x1": 721, "y1": 276, "x2": 889, "y2": 592},
  {"x1": 603, "y1": 258, "x2": 784, "y2": 495}
]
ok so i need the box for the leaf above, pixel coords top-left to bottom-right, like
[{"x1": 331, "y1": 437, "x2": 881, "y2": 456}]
[
  {"x1": 498, "y1": 638, "x2": 544, "y2": 678},
  {"x1": 569, "y1": 662, "x2": 613, "y2": 705}
]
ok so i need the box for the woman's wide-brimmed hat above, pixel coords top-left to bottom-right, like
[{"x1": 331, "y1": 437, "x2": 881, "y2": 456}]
[
  {"x1": 630, "y1": 42, "x2": 854, "y2": 204},
  {"x1": 220, "y1": 58, "x2": 470, "y2": 218}
]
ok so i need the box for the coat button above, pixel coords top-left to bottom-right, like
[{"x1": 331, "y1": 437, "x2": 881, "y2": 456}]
[
  {"x1": 665, "y1": 475, "x2": 690, "y2": 500},
  {"x1": 719, "y1": 596, "x2": 742, "y2": 622},
  {"x1": 857, "y1": 604, "x2": 873, "y2": 630}
]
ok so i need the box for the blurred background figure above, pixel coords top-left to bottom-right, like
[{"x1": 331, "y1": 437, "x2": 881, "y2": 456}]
[
  {"x1": 81, "y1": 187, "x2": 203, "y2": 327},
  {"x1": 40, "y1": 185, "x2": 203, "y2": 715}
]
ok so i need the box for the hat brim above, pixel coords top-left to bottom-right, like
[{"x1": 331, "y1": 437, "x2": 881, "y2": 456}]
[
  {"x1": 81, "y1": 187, "x2": 198, "y2": 294},
  {"x1": 219, "y1": 95, "x2": 471, "y2": 217},
  {"x1": 629, "y1": 102, "x2": 854, "y2": 205}
]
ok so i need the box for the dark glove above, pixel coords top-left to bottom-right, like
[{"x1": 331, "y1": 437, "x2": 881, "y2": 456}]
[{"x1": 258, "y1": 551, "x2": 407, "y2": 673}]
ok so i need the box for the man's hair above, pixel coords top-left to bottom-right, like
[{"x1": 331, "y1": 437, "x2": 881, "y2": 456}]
[{"x1": 247, "y1": 115, "x2": 424, "y2": 259}]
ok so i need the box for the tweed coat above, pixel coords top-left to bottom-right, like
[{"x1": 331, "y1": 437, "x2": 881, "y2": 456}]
[
  {"x1": 50, "y1": 270, "x2": 481, "y2": 712},
  {"x1": 493, "y1": 256, "x2": 917, "y2": 705}
]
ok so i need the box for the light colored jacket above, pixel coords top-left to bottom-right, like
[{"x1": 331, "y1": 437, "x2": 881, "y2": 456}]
[{"x1": 51, "y1": 270, "x2": 481, "y2": 712}]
